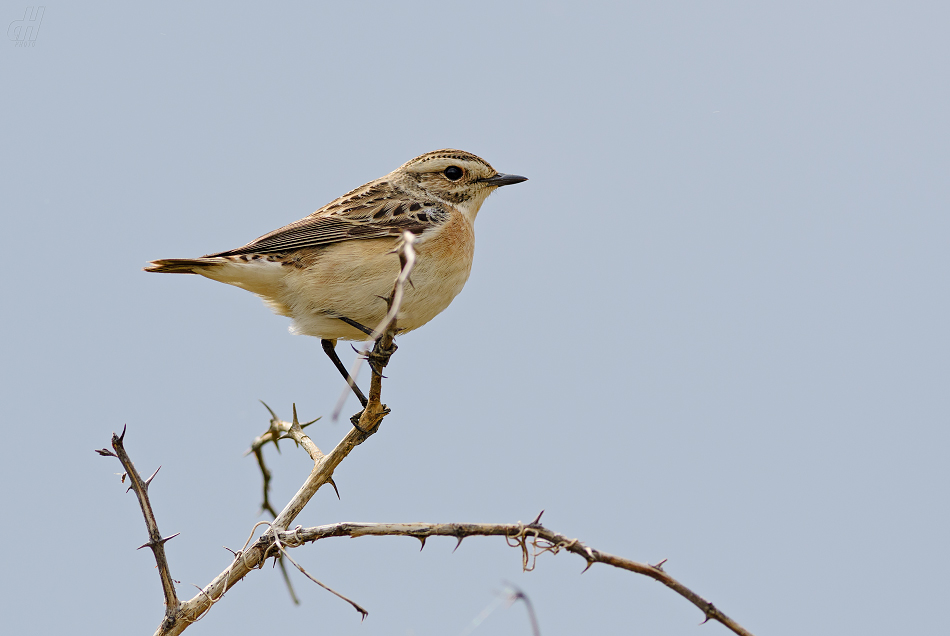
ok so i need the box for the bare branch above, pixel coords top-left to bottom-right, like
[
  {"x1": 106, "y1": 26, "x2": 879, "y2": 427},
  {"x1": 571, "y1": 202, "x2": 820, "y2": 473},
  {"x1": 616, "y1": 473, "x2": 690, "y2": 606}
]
[
  {"x1": 271, "y1": 525, "x2": 367, "y2": 619},
  {"x1": 246, "y1": 401, "x2": 324, "y2": 600},
  {"x1": 245, "y1": 401, "x2": 322, "y2": 465},
  {"x1": 269, "y1": 521, "x2": 755, "y2": 636},
  {"x1": 116, "y1": 231, "x2": 753, "y2": 636},
  {"x1": 151, "y1": 234, "x2": 419, "y2": 635},
  {"x1": 244, "y1": 402, "x2": 326, "y2": 516},
  {"x1": 97, "y1": 426, "x2": 180, "y2": 630},
  {"x1": 249, "y1": 444, "x2": 277, "y2": 519}
]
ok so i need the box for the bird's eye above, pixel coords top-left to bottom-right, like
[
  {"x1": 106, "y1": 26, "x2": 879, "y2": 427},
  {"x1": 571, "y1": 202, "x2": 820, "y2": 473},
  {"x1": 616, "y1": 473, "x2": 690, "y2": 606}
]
[{"x1": 443, "y1": 166, "x2": 464, "y2": 181}]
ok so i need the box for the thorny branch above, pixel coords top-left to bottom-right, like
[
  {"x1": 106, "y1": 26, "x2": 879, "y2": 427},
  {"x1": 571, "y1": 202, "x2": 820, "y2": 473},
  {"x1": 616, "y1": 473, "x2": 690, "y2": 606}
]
[
  {"x1": 243, "y1": 400, "x2": 321, "y2": 604},
  {"x1": 263, "y1": 518, "x2": 754, "y2": 636},
  {"x1": 95, "y1": 427, "x2": 180, "y2": 631},
  {"x1": 97, "y1": 232, "x2": 418, "y2": 636},
  {"x1": 100, "y1": 230, "x2": 757, "y2": 636},
  {"x1": 245, "y1": 400, "x2": 322, "y2": 518},
  {"x1": 268, "y1": 520, "x2": 368, "y2": 618}
]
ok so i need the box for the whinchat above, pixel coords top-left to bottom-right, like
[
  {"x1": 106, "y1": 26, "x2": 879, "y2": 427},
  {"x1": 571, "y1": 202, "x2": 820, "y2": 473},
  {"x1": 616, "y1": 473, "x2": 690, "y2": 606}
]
[{"x1": 146, "y1": 149, "x2": 526, "y2": 399}]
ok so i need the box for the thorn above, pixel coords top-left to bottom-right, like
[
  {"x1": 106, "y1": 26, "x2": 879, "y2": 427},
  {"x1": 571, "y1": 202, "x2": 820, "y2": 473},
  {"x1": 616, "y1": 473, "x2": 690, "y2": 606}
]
[
  {"x1": 375, "y1": 295, "x2": 389, "y2": 302},
  {"x1": 529, "y1": 510, "x2": 545, "y2": 526},
  {"x1": 417, "y1": 536, "x2": 426, "y2": 551},
  {"x1": 137, "y1": 532, "x2": 180, "y2": 550},
  {"x1": 453, "y1": 536, "x2": 464, "y2": 552},
  {"x1": 224, "y1": 546, "x2": 238, "y2": 557},
  {"x1": 259, "y1": 400, "x2": 279, "y2": 422},
  {"x1": 292, "y1": 403, "x2": 300, "y2": 427},
  {"x1": 652, "y1": 558, "x2": 667, "y2": 571},
  {"x1": 301, "y1": 416, "x2": 321, "y2": 429},
  {"x1": 327, "y1": 477, "x2": 341, "y2": 500},
  {"x1": 701, "y1": 603, "x2": 718, "y2": 624},
  {"x1": 144, "y1": 465, "x2": 162, "y2": 488},
  {"x1": 95, "y1": 448, "x2": 116, "y2": 457},
  {"x1": 118, "y1": 424, "x2": 127, "y2": 443},
  {"x1": 581, "y1": 560, "x2": 595, "y2": 574},
  {"x1": 120, "y1": 472, "x2": 127, "y2": 483},
  {"x1": 160, "y1": 532, "x2": 181, "y2": 545},
  {"x1": 407, "y1": 275, "x2": 415, "y2": 289},
  {"x1": 279, "y1": 430, "x2": 300, "y2": 448}
]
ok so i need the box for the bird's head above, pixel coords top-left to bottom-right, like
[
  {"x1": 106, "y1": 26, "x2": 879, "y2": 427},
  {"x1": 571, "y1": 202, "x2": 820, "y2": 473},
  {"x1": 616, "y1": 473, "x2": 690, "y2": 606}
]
[{"x1": 394, "y1": 149, "x2": 527, "y2": 221}]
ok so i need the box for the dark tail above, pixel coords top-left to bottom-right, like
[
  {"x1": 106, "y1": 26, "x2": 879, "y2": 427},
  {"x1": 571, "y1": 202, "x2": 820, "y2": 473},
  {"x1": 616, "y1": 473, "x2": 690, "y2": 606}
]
[{"x1": 144, "y1": 258, "x2": 222, "y2": 274}]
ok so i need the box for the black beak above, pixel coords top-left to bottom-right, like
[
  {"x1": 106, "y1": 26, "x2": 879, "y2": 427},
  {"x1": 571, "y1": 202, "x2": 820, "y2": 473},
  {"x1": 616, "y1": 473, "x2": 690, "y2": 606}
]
[{"x1": 480, "y1": 173, "x2": 528, "y2": 187}]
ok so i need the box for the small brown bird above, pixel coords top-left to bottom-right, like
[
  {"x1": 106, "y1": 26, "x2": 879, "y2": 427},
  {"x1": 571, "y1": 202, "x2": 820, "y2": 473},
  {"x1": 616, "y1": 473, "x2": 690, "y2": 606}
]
[{"x1": 146, "y1": 149, "x2": 526, "y2": 403}]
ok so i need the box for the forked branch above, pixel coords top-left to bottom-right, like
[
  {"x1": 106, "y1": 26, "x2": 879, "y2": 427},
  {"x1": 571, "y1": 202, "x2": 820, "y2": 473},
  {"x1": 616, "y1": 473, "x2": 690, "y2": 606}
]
[
  {"x1": 140, "y1": 232, "x2": 417, "y2": 636},
  {"x1": 101, "y1": 230, "x2": 756, "y2": 636}
]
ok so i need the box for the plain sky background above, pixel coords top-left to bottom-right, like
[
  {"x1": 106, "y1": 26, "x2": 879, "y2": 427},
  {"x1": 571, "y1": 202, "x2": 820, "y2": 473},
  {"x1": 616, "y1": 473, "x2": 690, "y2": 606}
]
[{"x1": 2, "y1": 2, "x2": 948, "y2": 635}]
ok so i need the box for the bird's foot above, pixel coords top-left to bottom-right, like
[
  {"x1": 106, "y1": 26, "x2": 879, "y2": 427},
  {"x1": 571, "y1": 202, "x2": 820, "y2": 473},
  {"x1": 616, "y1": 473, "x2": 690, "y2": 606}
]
[
  {"x1": 367, "y1": 340, "x2": 397, "y2": 376},
  {"x1": 349, "y1": 404, "x2": 390, "y2": 439}
]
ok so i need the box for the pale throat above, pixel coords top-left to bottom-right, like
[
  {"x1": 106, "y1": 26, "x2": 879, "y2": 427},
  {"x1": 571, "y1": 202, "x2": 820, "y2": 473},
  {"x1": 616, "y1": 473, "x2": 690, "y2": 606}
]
[{"x1": 456, "y1": 189, "x2": 493, "y2": 224}]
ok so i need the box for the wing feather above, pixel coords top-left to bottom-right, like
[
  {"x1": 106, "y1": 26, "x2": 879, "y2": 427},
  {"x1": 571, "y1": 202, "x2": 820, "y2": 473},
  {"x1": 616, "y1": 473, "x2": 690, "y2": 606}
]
[{"x1": 203, "y1": 181, "x2": 447, "y2": 258}]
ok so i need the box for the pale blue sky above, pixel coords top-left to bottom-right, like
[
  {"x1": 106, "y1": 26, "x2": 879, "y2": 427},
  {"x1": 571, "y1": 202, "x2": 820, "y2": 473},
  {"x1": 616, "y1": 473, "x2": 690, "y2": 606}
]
[{"x1": 2, "y1": 2, "x2": 948, "y2": 635}]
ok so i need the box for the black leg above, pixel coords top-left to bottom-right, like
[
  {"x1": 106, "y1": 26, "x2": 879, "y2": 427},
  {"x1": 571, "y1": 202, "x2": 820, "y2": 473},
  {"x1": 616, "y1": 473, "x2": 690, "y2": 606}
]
[
  {"x1": 335, "y1": 316, "x2": 397, "y2": 376},
  {"x1": 321, "y1": 339, "x2": 368, "y2": 407},
  {"x1": 337, "y1": 316, "x2": 375, "y2": 337}
]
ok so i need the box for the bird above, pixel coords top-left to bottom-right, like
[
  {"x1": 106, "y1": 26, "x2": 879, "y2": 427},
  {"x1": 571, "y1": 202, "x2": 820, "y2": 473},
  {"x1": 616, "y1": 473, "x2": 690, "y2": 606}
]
[{"x1": 146, "y1": 149, "x2": 527, "y2": 406}]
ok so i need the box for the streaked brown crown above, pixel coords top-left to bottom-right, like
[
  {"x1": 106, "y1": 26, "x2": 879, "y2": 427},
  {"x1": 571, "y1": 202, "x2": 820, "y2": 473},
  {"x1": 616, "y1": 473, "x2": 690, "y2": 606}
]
[{"x1": 397, "y1": 149, "x2": 501, "y2": 205}]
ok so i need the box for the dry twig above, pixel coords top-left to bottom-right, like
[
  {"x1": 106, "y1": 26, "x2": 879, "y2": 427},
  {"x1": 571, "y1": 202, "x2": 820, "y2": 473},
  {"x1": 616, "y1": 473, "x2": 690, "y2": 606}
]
[
  {"x1": 100, "y1": 231, "x2": 756, "y2": 636},
  {"x1": 245, "y1": 400, "x2": 321, "y2": 517},
  {"x1": 96, "y1": 427, "x2": 180, "y2": 632},
  {"x1": 113, "y1": 232, "x2": 418, "y2": 636},
  {"x1": 265, "y1": 519, "x2": 754, "y2": 636},
  {"x1": 242, "y1": 400, "x2": 320, "y2": 604}
]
